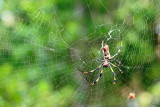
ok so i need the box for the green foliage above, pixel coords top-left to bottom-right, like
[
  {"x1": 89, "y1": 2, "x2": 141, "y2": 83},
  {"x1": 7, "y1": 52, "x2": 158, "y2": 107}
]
[{"x1": 0, "y1": 0, "x2": 159, "y2": 106}]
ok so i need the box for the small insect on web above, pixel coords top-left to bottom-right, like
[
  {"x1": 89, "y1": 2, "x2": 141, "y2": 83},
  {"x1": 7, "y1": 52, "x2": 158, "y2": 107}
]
[
  {"x1": 128, "y1": 92, "x2": 135, "y2": 99},
  {"x1": 79, "y1": 30, "x2": 123, "y2": 85}
]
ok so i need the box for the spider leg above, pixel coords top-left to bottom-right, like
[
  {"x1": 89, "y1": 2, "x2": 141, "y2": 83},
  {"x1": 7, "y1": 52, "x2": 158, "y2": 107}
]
[
  {"x1": 89, "y1": 66, "x2": 104, "y2": 85},
  {"x1": 109, "y1": 65, "x2": 117, "y2": 84},
  {"x1": 110, "y1": 40, "x2": 122, "y2": 59},
  {"x1": 102, "y1": 40, "x2": 104, "y2": 47},
  {"x1": 80, "y1": 64, "x2": 102, "y2": 74},
  {"x1": 110, "y1": 62, "x2": 123, "y2": 74}
]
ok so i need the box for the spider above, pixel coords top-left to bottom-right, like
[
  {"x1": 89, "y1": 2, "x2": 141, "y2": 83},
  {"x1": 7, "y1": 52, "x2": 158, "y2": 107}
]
[{"x1": 80, "y1": 40, "x2": 123, "y2": 85}]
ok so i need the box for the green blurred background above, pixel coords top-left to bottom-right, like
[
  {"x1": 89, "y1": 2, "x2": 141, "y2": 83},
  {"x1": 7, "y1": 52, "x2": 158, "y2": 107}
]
[{"x1": 0, "y1": 0, "x2": 160, "y2": 106}]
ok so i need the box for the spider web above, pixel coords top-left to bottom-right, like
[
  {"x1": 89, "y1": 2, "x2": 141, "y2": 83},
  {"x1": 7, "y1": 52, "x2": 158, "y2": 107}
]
[{"x1": 0, "y1": 0, "x2": 160, "y2": 106}]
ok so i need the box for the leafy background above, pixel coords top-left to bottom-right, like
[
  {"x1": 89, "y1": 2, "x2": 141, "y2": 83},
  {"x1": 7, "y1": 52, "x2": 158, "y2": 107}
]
[{"x1": 0, "y1": 0, "x2": 160, "y2": 106}]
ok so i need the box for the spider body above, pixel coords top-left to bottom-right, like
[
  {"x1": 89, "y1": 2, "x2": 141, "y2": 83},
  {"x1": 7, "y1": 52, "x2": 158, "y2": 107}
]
[
  {"x1": 103, "y1": 60, "x2": 109, "y2": 67},
  {"x1": 102, "y1": 44, "x2": 111, "y2": 67},
  {"x1": 80, "y1": 40, "x2": 123, "y2": 85}
]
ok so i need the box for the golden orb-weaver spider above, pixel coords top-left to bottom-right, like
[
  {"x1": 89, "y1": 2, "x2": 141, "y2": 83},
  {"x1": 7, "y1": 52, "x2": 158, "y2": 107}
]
[{"x1": 79, "y1": 40, "x2": 123, "y2": 85}]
